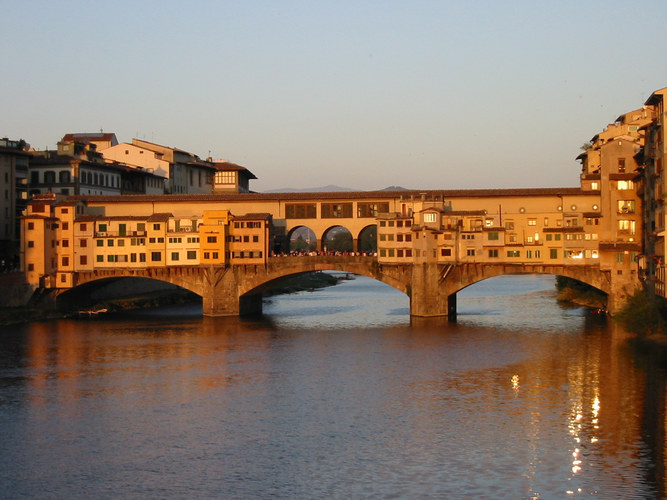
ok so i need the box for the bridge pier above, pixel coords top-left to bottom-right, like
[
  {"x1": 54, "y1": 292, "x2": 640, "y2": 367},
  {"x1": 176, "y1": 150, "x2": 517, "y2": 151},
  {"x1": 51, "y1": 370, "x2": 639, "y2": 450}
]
[{"x1": 409, "y1": 263, "x2": 451, "y2": 317}]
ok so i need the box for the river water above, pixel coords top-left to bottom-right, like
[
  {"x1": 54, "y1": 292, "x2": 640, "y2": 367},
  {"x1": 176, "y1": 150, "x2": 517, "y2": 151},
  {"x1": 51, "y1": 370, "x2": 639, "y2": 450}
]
[{"x1": 0, "y1": 274, "x2": 666, "y2": 499}]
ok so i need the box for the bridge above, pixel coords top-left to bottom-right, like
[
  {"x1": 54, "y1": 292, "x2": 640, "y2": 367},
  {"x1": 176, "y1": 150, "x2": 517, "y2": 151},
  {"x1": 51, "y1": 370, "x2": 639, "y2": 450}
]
[
  {"x1": 22, "y1": 186, "x2": 641, "y2": 317},
  {"x1": 68, "y1": 255, "x2": 615, "y2": 317}
]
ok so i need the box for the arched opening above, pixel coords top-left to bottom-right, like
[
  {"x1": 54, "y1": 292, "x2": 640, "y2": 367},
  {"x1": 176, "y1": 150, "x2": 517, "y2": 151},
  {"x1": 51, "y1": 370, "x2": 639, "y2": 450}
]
[
  {"x1": 451, "y1": 273, "x2": 608, "y2": 320},
  {"x1": 56, "y1": 276, "x2": 200, "y2": 313},
  {"x1": 322, "y1": 225, "x2": 353, "y2": 254},
  {"x1": 287, "y1": 226, "x2": 317, "y2": 254},
  {"x1": 358, "y1": 225, "x2": 377, "y2": 254}
]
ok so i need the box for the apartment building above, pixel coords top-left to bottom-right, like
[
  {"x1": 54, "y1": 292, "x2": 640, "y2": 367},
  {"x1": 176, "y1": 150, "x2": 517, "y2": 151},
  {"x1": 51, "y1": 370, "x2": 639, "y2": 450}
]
[{"x1": 20, "y1": 194, "x2": 272, "y2": 288}]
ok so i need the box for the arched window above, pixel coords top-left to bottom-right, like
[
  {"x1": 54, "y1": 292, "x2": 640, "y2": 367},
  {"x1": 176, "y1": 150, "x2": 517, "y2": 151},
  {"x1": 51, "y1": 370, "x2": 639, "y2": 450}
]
[
  {"x1": 59, "y1": 171, "x2": 70, "y2": 183},
  {"x1": 44, "y1": 171, "x2": 56, "y2": 184}
]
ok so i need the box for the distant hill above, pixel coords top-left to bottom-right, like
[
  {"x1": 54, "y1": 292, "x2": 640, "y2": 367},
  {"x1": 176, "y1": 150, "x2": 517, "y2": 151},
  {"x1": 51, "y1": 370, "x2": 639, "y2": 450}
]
[{"x1": 264, "y1": 184, "x2": 409, "y2": 193}]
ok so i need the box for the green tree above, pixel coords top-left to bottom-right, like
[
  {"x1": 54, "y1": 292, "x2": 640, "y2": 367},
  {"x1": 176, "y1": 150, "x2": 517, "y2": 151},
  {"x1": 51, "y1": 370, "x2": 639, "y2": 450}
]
[{"x1": 615, "y1": 289, "x2": 666, "y2": 336}]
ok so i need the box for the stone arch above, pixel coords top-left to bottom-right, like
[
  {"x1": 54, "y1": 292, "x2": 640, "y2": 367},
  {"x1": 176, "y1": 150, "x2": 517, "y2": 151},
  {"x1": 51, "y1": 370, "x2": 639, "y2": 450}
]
[
  {"x1": 357, "y1": 224, "x2": 377, "y2": 254},
  {"x1": 238, "y1": 256, "x2": 411, "y2": 299},
  {"x1": 321, "y1": 225, "x2": 354, "y2": 254},
  {"x1": 286, "y1": 225, "x2": 317, "y2": 254},
  {"x1": 56, "y1": 275, "x2": 200, "y2": 311},
  {"x1": 437, "y1": 263, "x2": 611, "y2": 315}
]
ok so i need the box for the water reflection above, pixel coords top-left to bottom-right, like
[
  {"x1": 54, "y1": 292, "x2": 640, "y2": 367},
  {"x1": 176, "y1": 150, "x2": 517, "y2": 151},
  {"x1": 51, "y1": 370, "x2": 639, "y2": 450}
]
[{"x1": 0, "y1": 275, "x2": 665, "y2": 498}]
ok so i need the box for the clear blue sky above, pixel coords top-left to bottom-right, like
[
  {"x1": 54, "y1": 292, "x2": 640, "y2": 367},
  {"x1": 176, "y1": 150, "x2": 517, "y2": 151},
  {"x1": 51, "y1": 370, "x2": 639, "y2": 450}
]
[{"x1": 2, "y1": 0, "x2": 666, "y2": 192}]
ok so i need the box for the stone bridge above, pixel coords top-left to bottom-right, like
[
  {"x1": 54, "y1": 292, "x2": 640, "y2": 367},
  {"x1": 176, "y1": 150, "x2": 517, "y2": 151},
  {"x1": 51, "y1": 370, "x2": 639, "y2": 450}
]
[{"x1": 71, "y1": 256, "x2": 615, "y2": 317}]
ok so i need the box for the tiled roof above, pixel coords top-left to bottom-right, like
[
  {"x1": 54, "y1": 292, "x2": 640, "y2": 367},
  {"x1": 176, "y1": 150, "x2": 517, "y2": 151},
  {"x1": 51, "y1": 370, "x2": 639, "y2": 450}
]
[
  {"x1": 147, "y1": 213, "x2": 173, "y2": 222},
  {"x1": 233, "y1": 213, "x2": 272, "y2": 220},
  {"x1": 66, "y1": 187, "x2": 587, "y2": 205},
  {"x1": 62, "y1": 133, "x2": 117, "y2": 143}
]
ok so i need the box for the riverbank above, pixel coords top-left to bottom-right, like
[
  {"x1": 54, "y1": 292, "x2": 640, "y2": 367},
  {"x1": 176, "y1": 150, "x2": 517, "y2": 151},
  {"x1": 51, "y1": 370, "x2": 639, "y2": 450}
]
[{"x1": 555, "y1": 276, "x2": 607, "y2": 309}]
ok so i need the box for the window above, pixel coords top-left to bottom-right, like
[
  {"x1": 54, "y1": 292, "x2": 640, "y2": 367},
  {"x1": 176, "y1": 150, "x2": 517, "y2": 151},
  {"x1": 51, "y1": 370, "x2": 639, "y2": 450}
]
[
  {"x1": 423, "y1": 213, "x2": 436, "y2": 223},
  {"x1": 27, "y1": 241, "x2": 34, "y2": 248},
  {"x1": 27, "y1": 222, "x2": 34, "y2": 230},
  {"x1": 618, "y1": 158, "x2": 626, "y2": 173},
  {"x1": 466, "y1": 249, "x2": 475, "y2": 256},
  {"x1": 62, "y1": 240, "x2": 69, "y2": 248},
  {"x1": 80, "y1": 239, "x2": 87, "y2": 248},
  {"x1": 321, "y1": 203, "x2": 353, "y2": 218},
  {"x1": 79, "y1": 223, "x2": 87, "y2": 231},
  {"x1": 108, "y1": 240, "x2": 114, "y2": 247},
  {"x1": 62, "y1": 222, "x2": 69, "y2": 230},
  {"x1": 505, "y1": 221, "x2": 514, "y2": 230},
  {"x1": 187, "y1": 251, "x2": 197, "y2": 260},
  {"x1": 617, "y1": 180, "x2": 634, "y2": 190},
  {"x1": 153, "y1": 223, "x2": 161, "y2": 230},
  {"x1": 550, "y1": 249, "x2": 558, "y2": 259},
  {"x1": 617, "y1": 253, "x2": 625, "y2": 263},
  {"x1": 253, "y1": 235, "x2": 259, "y2": 242},
  {"x1": 617, "y1": 200, "x2": 635, "y2": 213},
  {"x1": 488, "y1": 232, "x2": 499, "y2": 241},
  {"x1": 441, "y1": 248, "x2": 452, "y2": 257},
  {"x1": 96, "y1": 240, "x2": 103, "y2": 247},
  {"x1": 488, "y1": 249, "x2": 498, "y2": 258},
  {"x1": 285, "y1": 203, "x2": 317, "y2": 219},
  {"x1": 207, "y1": 236, "x2": 217, "y2": 243},
  {"x1": 151, "y1": 252, "x2": 161, "y2": 262},
  {"x1": 171, "y1": 252, "x2": 179, "y2": 261},
  {"x1": 591, "y1": 182, "x2": 599, "y2": 190},
  {"x1": 98, "y1": 223, "x2": 107, "y2": 232},
  {"x1": 507, "y1": 250, "x2": 520, "y2": 258},
  {"x1": 357, "y1": 202, "x2": 389, "y2": 218},
  {"x1": 528, "y1": 219, "x2": 537, "y2": 226},
  {"x1": 79, "y1": 256, "x2": 87, "y2": 265},
  {"x1": 618, "y1": 220, "x2": 636, "y2": 234},
  {"x1": 97, "y1": 255, "x2": 104, "y2": 263}
]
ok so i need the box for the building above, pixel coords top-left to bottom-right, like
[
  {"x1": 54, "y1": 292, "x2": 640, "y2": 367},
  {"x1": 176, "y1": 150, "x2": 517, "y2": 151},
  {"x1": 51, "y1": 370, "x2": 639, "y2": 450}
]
[
  {"x1": 102, "y1": 139, "x2": 215, "y2": 194},
  {"x1": 212, "y1": 161, "x2": 257, "y2": 193},
  {"x1": 20, "y1": 194, "x2": 272, "y2": 289},
  {"x1": 30, "y1": 138, "x2": 123, "y2": 196},
  {"x1": 636, "y1": 88, "x2": 667, "y2": 297},
  {"x1": 61, "y1": 132, "x2": 118, "y2": 151},
  {"x1": 0, "y1": 138, "x2": 30, "y2": 262}
]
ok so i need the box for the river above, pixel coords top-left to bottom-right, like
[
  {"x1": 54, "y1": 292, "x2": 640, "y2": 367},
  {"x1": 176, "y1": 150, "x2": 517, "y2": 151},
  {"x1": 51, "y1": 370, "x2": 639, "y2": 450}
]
[{"x1": 0, "y1": 274, "x2": 665, "y2": 499}]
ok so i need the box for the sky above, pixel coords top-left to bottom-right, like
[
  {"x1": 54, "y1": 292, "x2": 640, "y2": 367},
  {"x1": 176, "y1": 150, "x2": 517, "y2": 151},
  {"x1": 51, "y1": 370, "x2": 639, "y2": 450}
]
[{"x1": 2, "y1": 1, "x2": 667, "y2": 192}]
